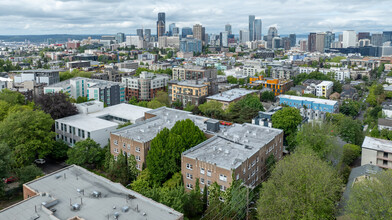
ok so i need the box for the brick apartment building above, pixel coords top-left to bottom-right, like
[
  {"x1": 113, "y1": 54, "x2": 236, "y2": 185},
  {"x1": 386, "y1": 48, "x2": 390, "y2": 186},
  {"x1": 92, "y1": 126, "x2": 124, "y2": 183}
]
[
  {"x1": 122, "y1": 71, "x2": 169, "y2": 101},
  {"x1": 110, "y1": 107, "x2": 284, "y2": 191},
  {"x1": 181, "y1": 123, "x2": 283, "y2": 192}
]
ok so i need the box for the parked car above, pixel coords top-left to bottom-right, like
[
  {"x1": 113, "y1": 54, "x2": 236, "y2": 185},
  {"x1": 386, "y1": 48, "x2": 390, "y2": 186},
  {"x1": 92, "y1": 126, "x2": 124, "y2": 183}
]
[
  {"x1": 34, "y1": 159, "x2": 46, "y2": 164},
  {"x1": 3, "y1": 176, "x2": 17, "y2": 184}
]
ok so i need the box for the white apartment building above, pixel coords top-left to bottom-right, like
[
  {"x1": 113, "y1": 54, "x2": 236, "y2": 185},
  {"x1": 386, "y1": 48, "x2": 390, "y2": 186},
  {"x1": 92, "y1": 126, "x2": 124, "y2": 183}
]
[
  {"x1": 316, "y1": 81, "x2": 333, "y2": 98},
  {"x1": 55, "y1": 101, "x2": 150, "y2": 147},
  {"x1": 299, "y1": 67, "x2": 350, "y2": 81},
  {"x1": 361, "y1": 136, "x2": 392, "y2": 169},
  {"x1": 122, "y1": 71, "x2": 169, "y2": 101},
  {"x1": 343, "y1": 30, "x2": 356, "y2": 48},
  {"x1": 242, "y1": 66, "x2": 265, "y2": 77}
]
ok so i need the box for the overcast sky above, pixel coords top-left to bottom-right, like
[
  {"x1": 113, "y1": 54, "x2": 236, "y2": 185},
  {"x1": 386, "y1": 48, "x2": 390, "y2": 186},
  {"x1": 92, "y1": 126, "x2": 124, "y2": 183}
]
[{"x1": 0, "y1": 0, "x2": 391, "y2": 35}]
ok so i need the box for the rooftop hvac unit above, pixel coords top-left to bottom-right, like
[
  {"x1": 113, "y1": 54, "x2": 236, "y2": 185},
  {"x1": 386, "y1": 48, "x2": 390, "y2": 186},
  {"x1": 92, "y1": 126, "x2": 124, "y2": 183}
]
[
  {"x1": 122, "y1": 206, "x2": 129, "y2": 213},
  {"x1": 92, "y1": 191, "x2": 101, "y2": 198},
  {"x1": 71, "y1": 203, "x2": 81, "y2": 211},
  {"x1": 114, "y1": 212, "x2": 120, "y2": 219}
]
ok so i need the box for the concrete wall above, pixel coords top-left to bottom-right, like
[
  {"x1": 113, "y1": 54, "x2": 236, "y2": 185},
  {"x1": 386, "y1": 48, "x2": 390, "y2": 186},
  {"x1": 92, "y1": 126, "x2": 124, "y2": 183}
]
[{"x1": 361, "y1": 148, "x2": 378, "y2": 166}]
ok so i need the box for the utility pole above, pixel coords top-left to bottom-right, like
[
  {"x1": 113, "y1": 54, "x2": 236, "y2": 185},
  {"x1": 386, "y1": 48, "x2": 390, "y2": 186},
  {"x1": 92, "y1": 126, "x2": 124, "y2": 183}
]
[{"x1": 246, "y1": 187, "x2": 249, "y2": 220}]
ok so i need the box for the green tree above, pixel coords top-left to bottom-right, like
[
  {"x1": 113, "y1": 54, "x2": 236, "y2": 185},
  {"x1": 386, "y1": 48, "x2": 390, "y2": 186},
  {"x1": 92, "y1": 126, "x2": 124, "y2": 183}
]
[
  {"x1": 49, "y1": 140, "x2": 69, "y2": 160},
  {"x1": 272, "y1": 107, "x2": 302, "y2": 149},
  {"x1": 0, "y1": 89, "x2": 25, "y2": 105},
  {"x1": 107, "y1": 150, "x2": 130, "y2": 185},
  {"x1": 257, "y1": 151, "x2": 342, "y2": 219},
  {"x1": 0, "y1": 109, "x2": 55, "y2": 166},
  {"x1": 347, "y1": 170, "x2": 392, "y2": 219},
  {"x1": 342, "y1": 144, "x2": 361, "y2": 166},
  {"x1": 16, "y1": 165, "x2": 44, "y2": 184},
  {"x1": 338, "y1": 117, "x2": 364, "y2": 146},
  {"x1": 227, "y1": 75, "x2": 238, "y2": 84},
  {"x1": 153, "y1": 91, "x2": 170, "y2": 106},
  {"x1": 340, "y1": 100, "x2": 361, "y2": 117},
  {"x1": 147, "y1": 99, "x2": 165, "y2": 109},
  {"x1": 184, "y1": 179, "x2": 203, "y2": 217},
  {"x1": 260, "y1": 91, "x2": 275, "y2": 102},
  {"x1": 296, "y1": 122, "x2": 338, "y2": 159},
  {"x1": 198, "y1": 100, "x2": 224, "y2": 118},
  {"x1": 66, "y1": 138, "x2": 104, "y2": 168}
]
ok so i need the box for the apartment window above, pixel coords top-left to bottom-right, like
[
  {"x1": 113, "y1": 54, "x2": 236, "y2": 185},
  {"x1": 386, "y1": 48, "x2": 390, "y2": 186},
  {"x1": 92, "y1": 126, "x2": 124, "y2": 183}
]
[
  {"x1": 127, "y1": 152, "x2": 130, "y2": 157},
  {"x1": 186, "y1": 163, "x2": 193, "y2": 170},
  {"x1": 87, "y1": 132, "x2": 90, "y2": 138},
  {"x1": 73, "y1": 127, "x2": 76, "y2": 135},
  {"x1": 114, "y1": 140, "x2": 118, "y2": 145},
  {"x1": 127, "y1": 144, "x2": 130, "y2": 150},
  {"x1": 219, "y1": 174, "x2": 227, "y2": 182},
  {"x1": 236, "y1": 174, "x2": 239, "y2": 180},
  {"x1": 207, "y1": 170, "x2": 212, "y2": 177},
  {"x1": 136, "y1": 164, "x2": 140, "y2": 170},
  {"x1": 248, "y1": 164, "x2": 251, "y2": 170},
  {"x1": 55, "y1": 122, "x2": 59, "y2": 130},
  {"x1": 207, "y1": 180, "x2": 211, "y2": 186},
  {"x1": 186, "y1": 173, "x2": 193, "y2": 180},
  {"x1": 136, "y1": 155, "x2": 141, "y2": 161},
  {"x1": 252, "y1": 160, "x2": 256, "y2": 167},
  {"x1": 383, "y1": 160, "x2": 388, "y2": 166},
  {"x1": 64, "y1": 137, "x2": 68, "y2": 143},
  {"x1": 114, "y1": 148, "x2": 119, "y2": 153},
  {"x1": 82, "y1": 130, "x2": 85, "y2": 138},
  {"x1": 200, "y1": 168, "x2": 205, "y2": 174},
  {"x1": 114, "y1": 155, "x2": 117, "y2": 161},
  {"x1": 135, "y1": 147, "x2": 140, "y2": 152},
  {"x1": 123, "y1": 143, "x2": 126, "y2": 148},
  {"x1": 78, "y1": 129, "x2": 81, "y2": 137},
  {"x1": 384, "y1": 152, "x2": 388, "y2": 158},
  {"x1": 220, "y1": 185, "x2": 226, "y2": 192},
  {"x1": 256, "y1": 157, "x2": 259, "y2": 163},
  {"x1": 200, "y1": 178, "x2": 205, "y2": 184},
  {"x1": 69, "y1": 125, "x2": 72, "y2": 133},
  {"x1": 60, "y1": 123, "x2": 63, "y2": 131},
  {"x1": 186, "y1": 183, "x2": 193, "y2": 189},
  {"x1": 243, "y1": 168, "x2": 246, "y2": 174}
]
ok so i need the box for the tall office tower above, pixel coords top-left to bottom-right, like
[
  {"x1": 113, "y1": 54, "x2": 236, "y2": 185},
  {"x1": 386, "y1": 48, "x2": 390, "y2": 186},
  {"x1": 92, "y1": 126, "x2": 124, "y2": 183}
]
[
  {"x1": 136, "y1": 29, "x2": 144, "y2": 38},
  {"x1": 308, "y1": 33, "x2": 317, "y2": 52},
  {"x1": 220, "y1": 31, "x2": 228, "y2": 47},
  {"x1": 225, "y1": 24, "x2": 232, "y2": 35},
  {"x1": 281, "y1": 37, "x2": 291, "y2": 50},
  {"x1": 193, "y1": 24, "x2": 204, "y2": 44},
  {"x1": 371, "y1": 33, "x2": 383, "y2": 46},
  {"x1": 144, "y1": 29, "x2": 151, "y2": 41},
  {"x1": 240, "y1": 29, "x2": 250, "y2": 43},
  {"x1": 267, "y1": 27, "x2": 278, "y2": 48},
  {"x1": 338, "y1": 34, "x2": 343, "y2": 42},
  {"x1": 201, "y1": 27, "x2": 206, "y2": 44},
  {"x1": 342, "y1": 30, "x2": 356, "y2": 48},
  {"x1": 315, "y1": 32, "x2": 326, "y2": 52},
  {"x1": 172, "y1": 27, "x2": 180, "y2": 37},
  {"x1": 324, "y1": 31, "x2": 335, "y2": 49},
  {"x1": 300, "y1": 40, "x2": 307, "y2": 51},
  {"x1": 358, "y1": 32, "x2": 371, "y2": 40},
  {"x1": 272, "y1": 37, "x2": 282, "y2": 49},
  {"x1": 156, "y1": 12, "x2": 166, "y2": 37},
  {"x1": 249, "y1": 15, "x2": 255, "y2": 41},
  {"x1": 383, "y1": 31, "x2": 392, "y2": 43},
  {"x1": 116, "y1": 32, "x2": 125, "y2": 43},
  {"x1": 169, "y1": 23, "x2": 176, "y2": 36},
  {"x1": 289, "y1": 34, "x2": 296, "y2": 47},
  {"x1": 182, "y1": 27, "x2": 193, "y2": 38},
  {"x1": 254, "y1": 19, "x2": 262, "y2": 41}
]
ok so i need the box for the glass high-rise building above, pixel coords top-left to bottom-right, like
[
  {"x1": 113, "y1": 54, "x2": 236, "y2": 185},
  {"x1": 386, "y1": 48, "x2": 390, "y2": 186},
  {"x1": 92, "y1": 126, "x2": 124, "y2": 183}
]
[
  {"x1": 136, "y1": 29, "x2": 143, "y2": 38},
  {"x1": 116, "y1": 32, "x2": 125, "y2": 43},
  {"x1": 254, "y1": 19, "x2": 262, "y2": 41},
  {"x1": 182, "y1": 27, "x2": 193, "y2": 38},
  {"x1": 249, "y1": 15, "x2": 255, "y2": 41},
  {"x1": 371, "y1": 33, "x2": 383, "y2": 46},
  {"x1": 289, "y1": 34, "x2": 296, "y2": 47},
  {"x1": 383, "y1": 31, "x2": 392, "y2": 43},
  {"x1": 157, "y1": 12, "x2": 166, "y2": 37},
  {"x1": 169, "y1": 23, "x2": 176, "y2": 36},
  {"x1": 225, "y1": 24, "x2": 232, "y2": 35}
]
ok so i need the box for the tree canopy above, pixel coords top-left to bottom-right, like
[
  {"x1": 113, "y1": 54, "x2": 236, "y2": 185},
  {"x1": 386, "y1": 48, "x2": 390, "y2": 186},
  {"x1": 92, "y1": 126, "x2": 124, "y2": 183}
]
[
  {"x1": 0, "y1": 108, "x2": 55, "y2": 166},
  {"x1": 35, "y1": 92, "x2": 78, "y2": 120},
  {"x1": 346, "y1": 170, "x2": 392, "y2": 219},
  {"x1": 66, "y1": 138, "x2": 104, "y2": 168},
  {"x1": 272, "y1": 107, "x2": 302, "y2": 149},
  {"x1": 257, "y1": 151, "x2": 342, "y2": 219}
]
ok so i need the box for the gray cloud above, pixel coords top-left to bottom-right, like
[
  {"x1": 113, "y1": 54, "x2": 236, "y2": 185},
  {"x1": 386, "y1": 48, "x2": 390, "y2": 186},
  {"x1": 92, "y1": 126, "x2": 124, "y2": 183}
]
[{"x1": 0, "y1": 0, "x2": 391, "y2": 35}]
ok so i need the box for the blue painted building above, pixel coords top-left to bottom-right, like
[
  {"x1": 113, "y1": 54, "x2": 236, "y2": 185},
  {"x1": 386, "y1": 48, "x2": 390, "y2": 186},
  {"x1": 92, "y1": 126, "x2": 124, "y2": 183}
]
[
  {"x1": 278, "y1": 95, "x2": 338, "y2": 113},
  {"x1": 180, "y1": 38, "x2": 202, "y2": 53}
]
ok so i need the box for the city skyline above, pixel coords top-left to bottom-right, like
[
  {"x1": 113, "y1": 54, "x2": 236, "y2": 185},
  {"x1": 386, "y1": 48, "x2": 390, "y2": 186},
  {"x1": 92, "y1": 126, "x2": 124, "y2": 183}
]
[{"x1": 0, "y1": 0, "x2": 391, "y2": 35}]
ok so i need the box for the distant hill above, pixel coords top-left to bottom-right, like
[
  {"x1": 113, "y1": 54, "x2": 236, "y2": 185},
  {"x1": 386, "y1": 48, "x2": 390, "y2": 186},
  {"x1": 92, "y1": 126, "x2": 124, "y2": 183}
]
[{"x1": 0, "y1": 34, "x2": 104, "y2": 43}]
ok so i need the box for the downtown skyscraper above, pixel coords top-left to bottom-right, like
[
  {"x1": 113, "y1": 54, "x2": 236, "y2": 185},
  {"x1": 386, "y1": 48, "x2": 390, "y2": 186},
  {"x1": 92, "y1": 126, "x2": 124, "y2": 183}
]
[
  {"x1": 157, "y1": 12, "x2": 166, "y2": 37},
  {"x1": 249, "y1": 15, "x2": 255, "y2": 41}
]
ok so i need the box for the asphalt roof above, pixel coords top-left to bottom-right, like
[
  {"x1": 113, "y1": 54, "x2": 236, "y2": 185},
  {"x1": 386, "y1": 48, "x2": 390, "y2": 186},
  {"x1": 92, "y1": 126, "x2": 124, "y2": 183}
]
[
  {"x1": 0, "y1": 165, "x2": 183, "y2": 220},
  {"x1": 206, "y1": 88, "x2": 257, "y2": 102}
]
